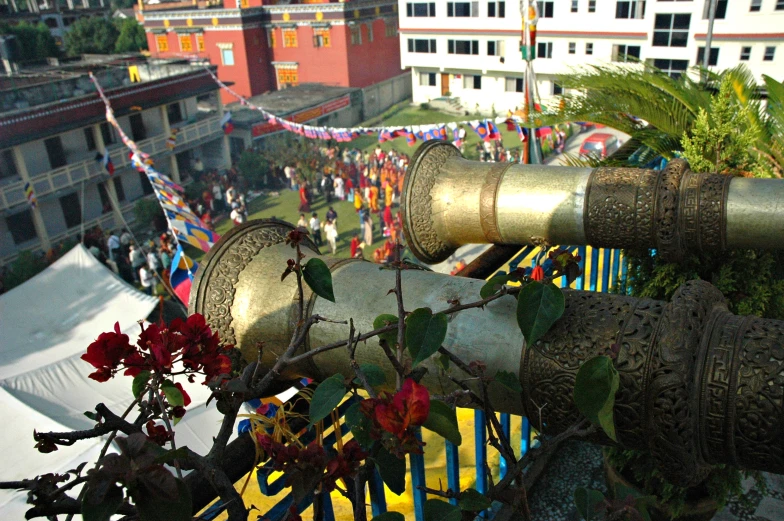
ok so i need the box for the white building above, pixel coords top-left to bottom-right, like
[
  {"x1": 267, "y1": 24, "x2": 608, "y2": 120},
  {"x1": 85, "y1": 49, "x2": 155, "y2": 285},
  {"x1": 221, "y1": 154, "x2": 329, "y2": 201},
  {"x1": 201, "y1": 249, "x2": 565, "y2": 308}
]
[{"x1": 400, "y1": 0, "x2": 784, "y2": 114}]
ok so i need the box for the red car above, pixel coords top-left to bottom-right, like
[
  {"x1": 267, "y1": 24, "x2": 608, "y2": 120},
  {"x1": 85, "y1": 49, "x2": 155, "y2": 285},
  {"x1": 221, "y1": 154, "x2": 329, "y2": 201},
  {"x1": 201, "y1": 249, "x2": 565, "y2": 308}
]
[{"x1": 579, "y1": 133, "x2": 620, "y2": 159}]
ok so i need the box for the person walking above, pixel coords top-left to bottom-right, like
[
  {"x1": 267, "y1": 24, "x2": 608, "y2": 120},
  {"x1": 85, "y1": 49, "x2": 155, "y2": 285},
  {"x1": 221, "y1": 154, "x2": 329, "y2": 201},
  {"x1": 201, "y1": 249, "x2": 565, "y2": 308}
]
[
  {"x1": 139, "y1": 264, "x2": 155, "y2": 296},
  {"x1": 309, "y1": 212, "x2": 322, "y2": 246},
  {"x1": 147, "y1": 246, "x2": 161, "y2": 277},
  {"x1": 297, "y1": 213, "x2": 308, "y2": 229},
  {"x1": 130, "y1": 244, "x2": 145, "y2": 283},
  {"x1": 362, "y1": 212, "x2": 374, "y2": 246},
  {"x1": 324, "y1": 219, "x2": 338, "y2": 255}
]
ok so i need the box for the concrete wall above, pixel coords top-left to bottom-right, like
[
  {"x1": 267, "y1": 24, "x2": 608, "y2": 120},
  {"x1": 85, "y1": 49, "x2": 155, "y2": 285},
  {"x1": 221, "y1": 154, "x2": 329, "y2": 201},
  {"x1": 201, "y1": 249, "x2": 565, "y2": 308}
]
[{"x1": 361, "y1": 70, "x2": 413, "y2": 120}]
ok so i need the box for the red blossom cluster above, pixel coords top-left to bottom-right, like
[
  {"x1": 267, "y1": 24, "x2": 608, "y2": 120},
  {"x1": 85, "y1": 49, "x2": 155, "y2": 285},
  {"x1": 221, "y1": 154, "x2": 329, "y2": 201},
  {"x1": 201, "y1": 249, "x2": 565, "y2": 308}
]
[
  {"x1": 145, "y1": 420, "x2": 174, "y2": 446},
  {"x1": 80, "y1": 314, "x2": 232, "y2": 384},
  {"x1": 360, "y1": 378, "x2": 430, "y2": 456},
  {"x1": 256, "y1": 434, "x2": 368, "y2": 493}
]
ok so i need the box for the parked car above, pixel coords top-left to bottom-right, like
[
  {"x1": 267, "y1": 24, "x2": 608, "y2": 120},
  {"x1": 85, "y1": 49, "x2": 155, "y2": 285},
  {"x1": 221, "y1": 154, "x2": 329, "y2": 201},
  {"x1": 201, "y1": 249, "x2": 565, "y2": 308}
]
[{"x1": 578, "y1": 132, "x2": 621, "y2": 159}]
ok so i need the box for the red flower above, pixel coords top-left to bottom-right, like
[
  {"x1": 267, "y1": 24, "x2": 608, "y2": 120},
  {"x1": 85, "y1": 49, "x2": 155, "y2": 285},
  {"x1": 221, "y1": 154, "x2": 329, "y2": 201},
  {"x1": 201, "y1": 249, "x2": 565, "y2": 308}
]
[
  {"x1": 393, "y1": 378, "x2": 430, "y2": 428},
  {"x1": 81, "y1": 322, "x2": 135, "y2": 382},
  {"x1": 173, "y1": 382, "x2": 191, "y2": 406},
  {"x1": 531, "y1": 265, "x2": 545, "y2": 282},
  {"x1": 361, "y1": 379, "x2": 431, "y2": 455},
  {"x1": 145, "y1": 420, "x2": 173, "y2": 446}
]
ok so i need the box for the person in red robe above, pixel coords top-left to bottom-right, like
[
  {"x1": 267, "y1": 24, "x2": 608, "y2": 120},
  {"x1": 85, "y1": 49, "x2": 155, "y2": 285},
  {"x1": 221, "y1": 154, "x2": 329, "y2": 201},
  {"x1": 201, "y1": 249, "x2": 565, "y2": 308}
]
[
  {"x1": 298, "y1": 183, "x2": 311, "y2": 212},
  {"x1": 383, "y1": 205, "x2": 394, "y2": 231},
  {"x1": 350, "y1": 234, "x2": 361, "y2": 258}
]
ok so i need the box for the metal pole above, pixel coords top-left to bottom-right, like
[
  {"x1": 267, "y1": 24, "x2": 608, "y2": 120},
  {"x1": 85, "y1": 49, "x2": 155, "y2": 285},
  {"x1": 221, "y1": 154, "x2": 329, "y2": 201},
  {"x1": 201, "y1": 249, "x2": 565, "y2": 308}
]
[{"x1": 703, "y1": 0, "x2": 717, "y2": 70}]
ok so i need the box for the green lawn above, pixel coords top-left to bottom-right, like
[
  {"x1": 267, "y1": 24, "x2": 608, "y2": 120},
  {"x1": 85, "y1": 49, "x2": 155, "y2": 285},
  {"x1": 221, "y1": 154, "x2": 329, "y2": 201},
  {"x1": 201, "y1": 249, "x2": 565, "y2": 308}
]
[{"x1": 186, "y1": 189, "x2": 391, "y2": 262}]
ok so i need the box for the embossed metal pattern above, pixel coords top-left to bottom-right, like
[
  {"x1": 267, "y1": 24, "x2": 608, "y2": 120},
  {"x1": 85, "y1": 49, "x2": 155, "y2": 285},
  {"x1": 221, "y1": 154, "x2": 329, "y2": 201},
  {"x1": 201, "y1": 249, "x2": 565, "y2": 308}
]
[
  {"x1": 479, "y1": 162, "x2": 512, "y2": 244},
  {"x1": 698, "y1": 173, "x2": 733, "y2": 251},
  {"x1": 401, "y1": 141, "x2": 462, "y2": 264},
  {"x1": 653, "y1": 159, "x2": 689, "y2": 260},
  {"x1": 585, "y1": 167, "x2": 659, "y2": 250}
]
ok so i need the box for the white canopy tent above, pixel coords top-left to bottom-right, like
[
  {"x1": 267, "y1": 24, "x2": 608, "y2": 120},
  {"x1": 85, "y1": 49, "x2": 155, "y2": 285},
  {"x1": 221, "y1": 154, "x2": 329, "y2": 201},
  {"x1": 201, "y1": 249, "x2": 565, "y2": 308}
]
[{"x1": 0, "y1": 245, "x2": 226, "y2": 519}]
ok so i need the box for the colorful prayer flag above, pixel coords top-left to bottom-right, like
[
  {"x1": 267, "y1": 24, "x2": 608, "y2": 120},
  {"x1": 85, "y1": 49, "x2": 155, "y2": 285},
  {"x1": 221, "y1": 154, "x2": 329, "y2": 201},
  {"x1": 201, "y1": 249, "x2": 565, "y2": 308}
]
[
  {"x1": 469, "y1": 120, "x2": 491, "y2": 141},
  {"x1": 24, "y1": 182, "x2": 37, "y2": 209},
  {"x1": 102, "y1": 150, "x2": 114, "y2": 176},
  {"x1": 166, "y1": 129, "x2": 178, "y2": 150},
  {"x1": 220, "y1": 112, "x2": 234, "y2": 135},
  {"x1": 170, "y1": 244, "x2": 198, "y2": 305}
]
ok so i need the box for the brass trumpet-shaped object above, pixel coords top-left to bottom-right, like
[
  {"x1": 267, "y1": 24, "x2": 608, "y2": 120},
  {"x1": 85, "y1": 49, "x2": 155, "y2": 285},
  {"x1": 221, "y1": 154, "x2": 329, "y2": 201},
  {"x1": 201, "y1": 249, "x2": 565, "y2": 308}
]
[
  {"x1": 190, "y1": 220, "x2": 784, "y2": 485},
  {"x1": 401, "y1": 140, "x2": 784, "y2": 263}
]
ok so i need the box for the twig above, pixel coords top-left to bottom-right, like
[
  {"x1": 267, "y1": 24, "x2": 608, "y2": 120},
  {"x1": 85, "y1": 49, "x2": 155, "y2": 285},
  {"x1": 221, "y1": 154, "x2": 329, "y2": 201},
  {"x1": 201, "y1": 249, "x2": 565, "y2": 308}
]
[
  {"x1": 348, "y1": 320, "x2": 378, "y2": 399},
  {"x1": 394, "y1": 240, "x2": 406, "y2": 390},
  {"x1": 153, "y1": 384, "x2": 183, "y2": 480}
]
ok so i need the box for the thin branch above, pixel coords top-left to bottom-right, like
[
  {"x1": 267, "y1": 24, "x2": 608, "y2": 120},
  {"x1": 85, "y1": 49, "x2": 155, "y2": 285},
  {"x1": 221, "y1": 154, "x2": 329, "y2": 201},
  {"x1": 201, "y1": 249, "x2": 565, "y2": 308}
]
[
  {"x1": 348, "y1": 320, "x2": 377, "y2": 399},
  {"x1": 394, "y1": 240, "x2": 406, "y2": 390},
  {"x1": 153, "y1": 384, "x2": 183, "y2": 480}
]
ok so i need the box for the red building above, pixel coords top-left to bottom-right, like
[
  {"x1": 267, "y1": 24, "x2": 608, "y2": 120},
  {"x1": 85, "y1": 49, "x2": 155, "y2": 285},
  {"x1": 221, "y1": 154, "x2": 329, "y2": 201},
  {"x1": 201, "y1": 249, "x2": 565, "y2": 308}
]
[{"x1": 138, "y1": 0, "x2": 402, "y2": 105}]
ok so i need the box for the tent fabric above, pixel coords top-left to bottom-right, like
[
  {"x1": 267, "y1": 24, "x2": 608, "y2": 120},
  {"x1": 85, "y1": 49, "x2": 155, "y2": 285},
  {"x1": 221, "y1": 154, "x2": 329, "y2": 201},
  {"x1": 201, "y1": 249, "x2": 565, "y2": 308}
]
[{"x1": 0, "y1": 245, "x2": 226, "y2": 518}]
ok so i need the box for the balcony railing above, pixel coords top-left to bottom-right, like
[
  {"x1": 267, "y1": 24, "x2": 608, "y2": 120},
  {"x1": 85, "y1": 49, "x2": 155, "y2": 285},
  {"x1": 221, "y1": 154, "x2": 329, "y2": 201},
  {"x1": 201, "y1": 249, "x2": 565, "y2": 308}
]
[
  {"x1": 196, "y1": 244, "x2": 626, "y2": 521},
  {"x1": 0, "y1": 114, "x2": 221, "y2": 212}
]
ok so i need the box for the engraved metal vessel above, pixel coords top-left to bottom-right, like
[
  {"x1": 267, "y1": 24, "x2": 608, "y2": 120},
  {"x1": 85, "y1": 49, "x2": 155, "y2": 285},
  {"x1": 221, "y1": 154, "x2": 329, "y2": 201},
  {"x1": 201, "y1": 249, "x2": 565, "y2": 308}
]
[
  {"x1": 190, "y1": 219, "x2": 784, "y2": 485},
  {"x1": 401, "y1": 140, "x2": 784, "y2": 263}
]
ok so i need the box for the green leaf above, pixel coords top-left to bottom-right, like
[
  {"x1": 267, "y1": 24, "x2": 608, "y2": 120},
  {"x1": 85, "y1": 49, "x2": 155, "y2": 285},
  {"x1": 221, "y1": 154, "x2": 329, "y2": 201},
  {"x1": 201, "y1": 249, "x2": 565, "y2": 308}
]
[
  {"x1": 422, "y1": 400, "x2": 462, "y2": 446},
  {"x1": 406, "y1": 307, "x2": 448, "y2": 366},
  {"x1": 345, "y1": 402, "x2": 374, "y2": 450},
  {"x1": 480, "y1": 273, "x2": 509, "y2": 299},
  {"x1": 161, "y1": 381, "x2": 184, "y2": 407},
  {"x1": 493, "y1": 370, "x2": 522, "y2": 393},
  {"x1": 132, "y1": 371, "x2": 151, "y2": 400},
  {"x1": 459, "y1": 488, "x2": 492, "y2": 511},
  {"x1": 371, "y1": 513, "x2": 405, "y2": 521},
  {"x1": 574, "y1": 356, "x2": 620, "y2": 441},
  {"x1": 437, "y1": 353, "x2": 450, "y2": 371},
  {"x1": 81, "y1": 482, "x2": 123, "y2": 521},
  {"x1": 134, "y1": 477, "x2": 192, "y2": 521},
  {"x1": 613, "y1": 484, "x2": 654, "y2": 521},
  {"x1": 84, "y1": 411, "x2": 98, "y2": 421},
  {"x1": 308, "y1": 374, "x2": 347, "y2": 424},
  {"x1": 516, "y1": 281, "x2": 565, "y2": 345},
  {"x1": 302, "y1": 258, "x2": 335, "y2": 302},
  {"x1": 423, "y1": 499, "x2": 461, "y2": 521},
  {"x1": 353, "y1": 363, "x2": 386, "y2": 387},
  {"x1": 153, "y1": 446, "x2": 190, "y2": 465},
  {"x1": 373, "y1": 445, "x2": 406, "y2": 495},
  {"x1": 573, "y1": 487, "x2": 606, "y2": 521},
  {"x1": 373, "y1": 314, "x2": 399, "y2": 346}
]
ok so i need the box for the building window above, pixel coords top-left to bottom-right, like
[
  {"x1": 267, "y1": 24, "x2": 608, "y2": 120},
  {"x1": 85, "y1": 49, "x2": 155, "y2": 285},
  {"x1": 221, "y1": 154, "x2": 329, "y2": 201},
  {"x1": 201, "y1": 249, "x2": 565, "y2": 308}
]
[
  {"x1": 406, "y1": 1, "x2": 436, "y2": 16},
  {"x1": 179, "y1": 34, "x2": 192, "y2": 52},
  {"x1": 278, "y1": 69, "x2": 299, "y2": 88},
  {"x1": 505, "y1": 77, "x2": 524, "y2": 92},
  {"x1": 167, "y1": 102, "x2": 184, "y2": 125},
  {"x1": 366, "y1": 23, "x2": 374, "y2": 42},
  {"x1": 586, "y1": 42, "x2": 594, "y2": 55},
  {"x1": 740, "y1": 46, "x2": 751, "y2": 61},
  {"x1": 487, "y1": 40, "x2": 505, "y2": 56},
  {"x1": 448, "y1": 39, "x2": 479, "y2": 54},
  {"x1": 221, "y1": 48, "x2": 235, "y2": 65},
  {"x1": 613, "y1": 44, "x2": 641, "y2": 61},
  {"x1": 408, "y1": 38, "x2": 437, "y2": 53},
  {"x1": 616, "y1": 0, "x2": 645, "y2": 18},
  {"x1": 568, "y1": 42, "x2": 576, "y2": 54},
  {"x1": 197, "y1": 34, "x2": 205, "y2": 52},
  {"x1": 703, "y1": 0, "x2": 727, "y2": 18},
  {"x1": 129, "y1": 113, "x2": 146, "y2": 141},
  {"x1": 696, "y1": 46, "x2": 719, "y2": 66},
  {"x1": 350, "y1": 26, "x2": 362, "y2": 45},
  {"x1": 764, "y1": 46, "x2": 776, "y2": 61},
  {"x1": 651, "y1": 58, "x2": 689, "y2": 78},
  {"x1": 156, "y1": 35, "x2": 168, "y2": 52},
  {"x1": 447, "y1": 1, "x2": 479, "y2": 16},
  {"x1": 488, "y1": 0, "x2": 505, "y2": 17},
  {"x1": 571, "y1": 0, "x2": 578, "y2": 12},
  {"x1": 537, "y1": 0, "x2": 554, "y2": 17},
  {"x1": 419, "y1": 72, "x2": 437, "y2": 86},
  {"x1": 0, "y1": 149, "x2": 18, "y2": 181},
  {"x1": 553, "y1": 82, "x2": 563, "y2": 96},
  {"x1": 653, "y1": 13, "x2": 690, "y2": 47},
  {"x1": 385, "y1": 20, "x2": 398, "y2": 37},
  {"x1": 59, "y1": 192, "x2": 81, "y2": 230},
  {"x1": 113, "y1": 177, "x2": 126, "y2": 202},
  {"x1": 97, "y1": 182, "x2": 112, "y2": 214},
  {"x1": 313, "y1": 28, "x2": 331, "y2": 47},
  {"x1": 537, "y1": 41, "x2": 553, "y2": 58},
  {"x1": 588, "y1": 0, "x2": 595, "y2": 12},
  {"x1": 268, "y1": 29, "x2": 276, "y2": 47},
  {"x1": 239, "y1": 0, "x2": 248, "y2": 7},
  {"x1": 6, "y1": 210, "x2": 37, "y2": 245},
  {"x1": 139, "y1": 171, "x2": 154, "y2": 195},
  {"x1": 100, "y1": 122, "x2": 115, "y2": 145},
  {"x1": 84, "y1": 127, "x2": 96, "y2": 151},
  {"x1": 463, "y1": 75, "x2": 481, "y2": 89},
  {"x1": 283, "y1": 29, "x2": 297, "y2": 47},
  {"x1": 777, "y1": 0, "x2": 784, "y2": 10},
  {"x1": 44, "y1": 136, "x2": 66, "y2": 169},
  {"x1": 750, "y1": 0, "x2": 762, "y2": 11},
  {"x1": 536, "y1": 0, "x2": 554, "y2": 17}
]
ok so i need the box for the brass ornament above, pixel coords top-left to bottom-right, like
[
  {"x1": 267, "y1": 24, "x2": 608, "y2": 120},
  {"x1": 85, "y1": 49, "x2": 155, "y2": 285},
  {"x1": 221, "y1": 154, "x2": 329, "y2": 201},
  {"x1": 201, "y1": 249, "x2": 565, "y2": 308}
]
[
  {"x1": 191, "y1": 220, "x2": 784, "y2": 484},
  {"x1": 402, "y1": 142, "x2": 782, "y2": 263}
]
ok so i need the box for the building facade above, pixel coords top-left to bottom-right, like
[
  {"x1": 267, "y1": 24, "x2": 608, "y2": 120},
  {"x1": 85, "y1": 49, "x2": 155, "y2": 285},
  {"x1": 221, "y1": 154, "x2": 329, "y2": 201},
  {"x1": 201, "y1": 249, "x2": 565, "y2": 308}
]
[
  {"x1": 139, "y1": 0, "x2": 403, "y2": 105},
  {"x1": 400, "y1": 0, "x2": 784, "y2": 113},
  {"x1": 0, "y1": 57, "x2": 230, "y2": 264},
  {"x1": 0, "y1": 0, "x2": 110, "y2": 47}
]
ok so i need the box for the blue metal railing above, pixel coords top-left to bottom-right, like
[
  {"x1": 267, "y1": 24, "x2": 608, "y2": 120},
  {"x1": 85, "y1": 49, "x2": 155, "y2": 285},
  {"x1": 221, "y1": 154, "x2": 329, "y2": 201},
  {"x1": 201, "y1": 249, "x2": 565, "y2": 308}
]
[{"x1": 199, "y1": 245, "x2": 626, "y2": 521}]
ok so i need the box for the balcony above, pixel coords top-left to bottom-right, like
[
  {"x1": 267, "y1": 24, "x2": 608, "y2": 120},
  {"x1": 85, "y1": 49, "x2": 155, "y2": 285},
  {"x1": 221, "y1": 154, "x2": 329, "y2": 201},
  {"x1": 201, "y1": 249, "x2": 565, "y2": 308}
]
[{"x1": 0, "y1": 114, "x2": 222, "y2": 212}]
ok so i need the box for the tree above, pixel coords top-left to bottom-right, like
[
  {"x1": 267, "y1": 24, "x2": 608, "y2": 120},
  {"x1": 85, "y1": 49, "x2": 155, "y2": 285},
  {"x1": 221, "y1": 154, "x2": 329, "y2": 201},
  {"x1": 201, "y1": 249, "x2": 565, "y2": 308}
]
[
  {"x1": 0, "y1": 21, "x2": 58, "y2": 62},
  {"x1": 237, "y1": 150, "x2": 271, "y2": 189},
  {"x1": 114, "y1": 18, "x2": 148, "y2": 53},
  {"x1": 64, "y1": 16, "x2": 120, "y2": 56}
]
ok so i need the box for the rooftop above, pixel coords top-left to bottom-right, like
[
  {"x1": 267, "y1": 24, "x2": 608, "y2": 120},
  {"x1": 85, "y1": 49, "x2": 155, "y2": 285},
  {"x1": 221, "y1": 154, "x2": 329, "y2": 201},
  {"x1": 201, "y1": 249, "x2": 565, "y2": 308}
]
[{"x1": 229, "y1": 83, "x2": 358, "y2": 126}]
